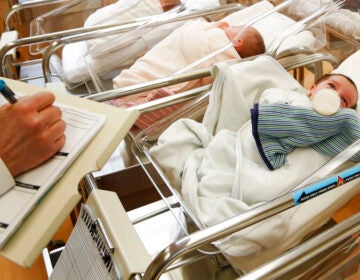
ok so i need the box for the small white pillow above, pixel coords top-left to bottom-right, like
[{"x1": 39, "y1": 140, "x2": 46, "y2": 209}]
[
  {"x1": 332, "y1": 50, "x2": 360, "y2": 91},
  {"x1": 184, "y1": 0, "x2": 221, "y2": 11},
  {"x1": 332, "y1": 50, "x2": 360, "y2": 112},
  {"x1": 222, "y1": 0, "x2": 274, "y2": 27},
  {"x1": 84, "y1": 0, "x2": 163, "y2": 27}
]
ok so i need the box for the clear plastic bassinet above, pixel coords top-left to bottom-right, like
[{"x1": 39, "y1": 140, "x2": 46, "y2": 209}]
[
  {"x1": 125, "y1": 52, "x2": 360, "y2": 276},
  {"x1": 28, "y1": 0, "x2": 185, "y2": 55}
]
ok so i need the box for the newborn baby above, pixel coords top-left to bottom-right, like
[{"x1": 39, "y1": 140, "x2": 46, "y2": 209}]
[{"x1": 260, "y1": 73, "x2": 358, "y2": 115}]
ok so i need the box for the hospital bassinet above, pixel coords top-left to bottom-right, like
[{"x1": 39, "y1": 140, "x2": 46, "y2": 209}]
[
  {"x1": 28, "y1": 0, "x2": 187, "y2": 55},
  {"x1": 45, "y1": 52, "x2": 360, "y2": 279},
  {"x1": 1, "y1": 0, "x2": 167, "y2": 85},
  {"x1": 134, "y1": 57, "x2": 360, "y2": 278},
  {"x1": 129, "y1": 53, "x2": 360, "y2": 270},
  {"x1": 4, "y1": 0, "x2": 75, "y2": 36}
]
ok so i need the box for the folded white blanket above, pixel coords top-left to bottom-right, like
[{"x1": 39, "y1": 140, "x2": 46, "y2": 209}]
[
  {"x1": 287, "y1": 0, "x2": 360, "y2": 41},
  {"x1": 150, "y1": 55, "x2": 360, "y2": 272},
  {"x1": 327, "y1": 9, "x2": 360, "y2": 40},
  {"x1": 84, "y1": 0, "x2": 162, "y2": 27},
  {"x1": 287, "y1": 0, "x2": 333, "y2": 18},
  {"x1": 61, "y1": 21, "x2": 180, "y2": 85},
  {"x1": 184, "y1": 0, "x2": 221, "y2": 11},
  {"x1": 60, "y1": 0, "x2": 167, "y2": 86},
  {"x1": 85, "y1": 0, "x2": 164, "y2": 55},
  {"x1": 61, "y1": 41, "x2": 89, "y2": 86}
]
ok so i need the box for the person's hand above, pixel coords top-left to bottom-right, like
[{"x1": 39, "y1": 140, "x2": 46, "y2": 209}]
[{"x1": 0, "y1": 91, "x2": 66, "y2": 177}]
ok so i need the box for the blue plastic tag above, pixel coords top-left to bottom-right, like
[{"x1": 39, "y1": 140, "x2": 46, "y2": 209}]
[{"x1": 292, "y1": 165, "x2": 360, "y2": 205}]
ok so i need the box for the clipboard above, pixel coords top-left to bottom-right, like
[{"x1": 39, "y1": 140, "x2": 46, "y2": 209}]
[
  {"x1": 50, "y1": 189, "x2": 151, "y2": 280},
  {"x1": 0, "y1": 78, "x2": 140, "y2": 267}
]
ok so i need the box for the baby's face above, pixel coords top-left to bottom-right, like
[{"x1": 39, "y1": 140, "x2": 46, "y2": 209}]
[{"x1": 309, "y1": 75, "x2": 358, "y2": 109}]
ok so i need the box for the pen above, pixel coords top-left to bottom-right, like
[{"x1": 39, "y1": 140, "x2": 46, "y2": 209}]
[{"x1": 0, "y1": 80, "x2": 18, "y2": 104}]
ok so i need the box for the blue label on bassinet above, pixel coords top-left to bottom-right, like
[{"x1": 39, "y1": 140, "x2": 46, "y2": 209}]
[{"x1": 292, "y1": 164, "x2": 360, "y2": 205}]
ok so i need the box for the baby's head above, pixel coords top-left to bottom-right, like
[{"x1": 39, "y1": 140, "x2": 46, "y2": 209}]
[
  {"x1": 220, "y1": 23, "x2": 266, "y2": 58},
  {"x1": 160, "y1": 0, "x2": 181, "y2": 11},
  {"x1": 308, "y1": 73, "x2": 358, "y2": 109}
]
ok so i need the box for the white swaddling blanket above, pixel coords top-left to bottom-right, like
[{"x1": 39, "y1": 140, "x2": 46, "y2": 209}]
[
  {"x1": 150, "y1": 55, "x2": 360, "y2": 272},
  {"x1": 112, "y1": 19, "x2": 240, "y2": 89}
]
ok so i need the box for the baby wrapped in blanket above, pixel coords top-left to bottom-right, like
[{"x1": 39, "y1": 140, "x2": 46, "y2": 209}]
[
  {"x1": 149, "y1": 55, "x2": 360, "y2": 272},
  {"x1": 109, "y1": 19, "x2": 265, "y2": 129},
  {"x1": 109, "y1": 0, "x2": 323, "y2": 130}
]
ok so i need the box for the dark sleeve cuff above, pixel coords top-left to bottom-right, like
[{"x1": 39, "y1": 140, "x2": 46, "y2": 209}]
[{"x1": 250, "y1": 104, "x2": 274, "y2": 170}]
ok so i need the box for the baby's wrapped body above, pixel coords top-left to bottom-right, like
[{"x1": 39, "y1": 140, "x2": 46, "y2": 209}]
[
  {"x1": 109, "y1": 19, "x2": 242, "y2": 129},
  {"x1": 149, "y1": 55, "x2": 360, "y2": 272}
]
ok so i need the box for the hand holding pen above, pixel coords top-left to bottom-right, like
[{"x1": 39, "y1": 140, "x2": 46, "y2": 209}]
[
  {"x1": 0, "y1": 80, "x2": 18, "y2": 104},
  {"x1": 0, "y1": 80, "x2": 66, "y2": 177}
]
